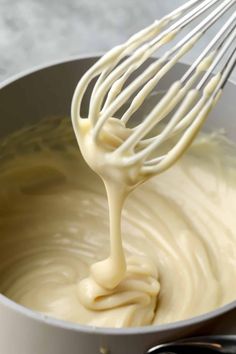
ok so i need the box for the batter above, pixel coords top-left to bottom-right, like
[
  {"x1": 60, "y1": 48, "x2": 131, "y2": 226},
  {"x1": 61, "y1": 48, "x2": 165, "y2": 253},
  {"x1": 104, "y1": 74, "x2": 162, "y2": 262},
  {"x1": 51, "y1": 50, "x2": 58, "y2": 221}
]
[
  {"x1": 69, "y1": 23, "x2": 224, "y2": 324},
  {"x1": 0, "y1": 117, "x2": 235, "y2": 327}
]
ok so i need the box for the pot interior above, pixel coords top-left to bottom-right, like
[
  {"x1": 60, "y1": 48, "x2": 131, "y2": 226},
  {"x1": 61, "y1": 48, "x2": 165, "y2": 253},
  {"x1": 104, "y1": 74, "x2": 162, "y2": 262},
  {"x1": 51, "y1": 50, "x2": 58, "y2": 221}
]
[{"x1": 0, "y1": 58, "x2": 235, "y2": 332}]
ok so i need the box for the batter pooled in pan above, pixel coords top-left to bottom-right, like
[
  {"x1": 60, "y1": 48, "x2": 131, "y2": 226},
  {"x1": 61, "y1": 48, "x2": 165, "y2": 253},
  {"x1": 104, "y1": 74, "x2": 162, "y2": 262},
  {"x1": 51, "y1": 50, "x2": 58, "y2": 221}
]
[{"x1": 0, "y1": 118, "x2": 235, "y2": 328}]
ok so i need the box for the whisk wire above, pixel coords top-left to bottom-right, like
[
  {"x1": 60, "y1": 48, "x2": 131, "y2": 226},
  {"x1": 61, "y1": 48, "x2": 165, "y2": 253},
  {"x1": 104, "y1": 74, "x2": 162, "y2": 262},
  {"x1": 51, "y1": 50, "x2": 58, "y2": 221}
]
[
  {"x1": 92, "y1": 0, "x2": 235, "y2": 142},
  {"x1": 182, "y1": 12, "x2": 236, "y2": 83},
  {"x1": 197, "y1": 27, "x2": 236, "y2": 90},
  {"x1": 71, "y1": 0, "x2": 236, "y2": 176}
]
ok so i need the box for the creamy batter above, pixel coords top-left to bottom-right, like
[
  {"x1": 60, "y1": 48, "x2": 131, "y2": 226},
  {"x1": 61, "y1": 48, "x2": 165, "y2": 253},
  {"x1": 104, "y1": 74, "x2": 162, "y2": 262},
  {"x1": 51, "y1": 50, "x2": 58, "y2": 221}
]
[
  {"x1": 0, "y1": 118, "x2": 236, "y2": 327},
  {"x1": 69, "y1": 22, "x2": 223, "y2": 324}
]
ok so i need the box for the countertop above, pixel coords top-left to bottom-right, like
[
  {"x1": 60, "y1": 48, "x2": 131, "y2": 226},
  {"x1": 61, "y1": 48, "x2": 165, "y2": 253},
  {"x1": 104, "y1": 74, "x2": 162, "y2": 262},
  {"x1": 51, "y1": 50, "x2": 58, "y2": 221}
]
[{"x1": 0, "y1": 0, "x2": 235, "y2": 82}]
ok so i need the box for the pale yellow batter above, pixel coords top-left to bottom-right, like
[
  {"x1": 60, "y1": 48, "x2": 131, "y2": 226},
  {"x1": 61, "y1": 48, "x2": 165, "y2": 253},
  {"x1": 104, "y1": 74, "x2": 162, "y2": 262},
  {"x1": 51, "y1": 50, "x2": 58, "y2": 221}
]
[
  {"x1": 69, "y1": 17, "x2": 223, "y2": 320},
  {"x1": 0, "y1": 118, "x2": 236, "y2": 327}
]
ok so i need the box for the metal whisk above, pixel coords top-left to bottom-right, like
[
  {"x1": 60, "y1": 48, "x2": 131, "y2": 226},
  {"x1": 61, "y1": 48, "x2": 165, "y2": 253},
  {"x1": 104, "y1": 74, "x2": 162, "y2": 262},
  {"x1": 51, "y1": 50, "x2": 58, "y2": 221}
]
[{"x1": 71, "y1": 0, "x2": 236, "y2": 177}]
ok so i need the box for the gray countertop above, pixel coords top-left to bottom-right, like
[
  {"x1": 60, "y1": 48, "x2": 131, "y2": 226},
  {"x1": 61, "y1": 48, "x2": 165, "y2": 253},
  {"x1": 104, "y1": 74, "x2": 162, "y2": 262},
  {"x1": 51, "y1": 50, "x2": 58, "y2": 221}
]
[{"x1": 0, "y1": 0, "x2": 235, "y2": 82}]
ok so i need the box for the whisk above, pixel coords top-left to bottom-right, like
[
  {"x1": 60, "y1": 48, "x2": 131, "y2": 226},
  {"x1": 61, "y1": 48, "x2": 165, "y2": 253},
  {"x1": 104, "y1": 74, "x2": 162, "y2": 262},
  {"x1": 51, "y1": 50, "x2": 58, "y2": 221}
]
[{"x1": 71, "y1": 0, "x2": 236, "y2": 177}]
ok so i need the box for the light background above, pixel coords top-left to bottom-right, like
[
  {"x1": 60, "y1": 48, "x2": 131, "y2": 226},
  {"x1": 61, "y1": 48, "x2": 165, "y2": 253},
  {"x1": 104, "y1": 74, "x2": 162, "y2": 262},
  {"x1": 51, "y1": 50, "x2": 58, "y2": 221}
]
[{"x1": 0, "y1": 0, "x2": 235, "y2": 82}]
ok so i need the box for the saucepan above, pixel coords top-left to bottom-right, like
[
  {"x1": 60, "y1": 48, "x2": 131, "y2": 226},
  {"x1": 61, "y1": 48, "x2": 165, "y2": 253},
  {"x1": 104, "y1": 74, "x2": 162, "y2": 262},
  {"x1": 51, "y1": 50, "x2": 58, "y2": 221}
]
[{"x1": 0, "y1": 57, "x2": 235, "y2": 354}]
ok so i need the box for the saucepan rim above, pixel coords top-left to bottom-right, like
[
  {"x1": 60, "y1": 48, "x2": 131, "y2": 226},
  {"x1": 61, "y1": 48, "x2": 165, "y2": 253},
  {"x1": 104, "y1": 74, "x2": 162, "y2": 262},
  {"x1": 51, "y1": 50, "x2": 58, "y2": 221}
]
[{"x1": 0, "y1": 55, "x2": 235, "y2": 336}]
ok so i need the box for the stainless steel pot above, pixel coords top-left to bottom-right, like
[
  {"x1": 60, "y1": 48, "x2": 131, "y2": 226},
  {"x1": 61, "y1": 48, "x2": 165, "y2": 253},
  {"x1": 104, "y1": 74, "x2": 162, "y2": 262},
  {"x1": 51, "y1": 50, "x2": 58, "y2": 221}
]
[{"x1": 0, "y1": 57, "x2": 235, "y2": 354}]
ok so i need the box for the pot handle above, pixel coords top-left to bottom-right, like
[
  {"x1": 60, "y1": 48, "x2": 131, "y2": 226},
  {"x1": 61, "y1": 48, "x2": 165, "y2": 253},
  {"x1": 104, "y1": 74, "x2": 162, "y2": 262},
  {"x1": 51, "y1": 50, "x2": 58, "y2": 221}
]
[{"x1": 146, "y1": 335, "x2": 236, "y2": 354}]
